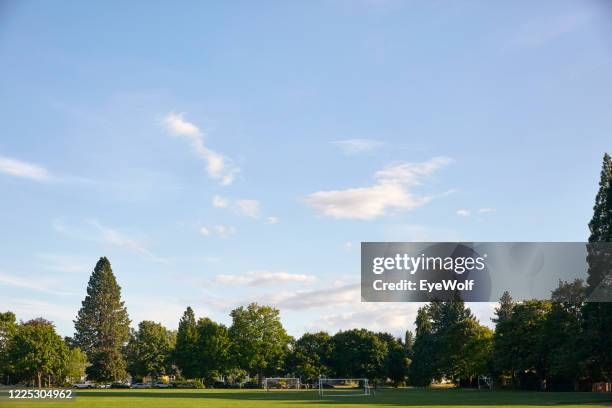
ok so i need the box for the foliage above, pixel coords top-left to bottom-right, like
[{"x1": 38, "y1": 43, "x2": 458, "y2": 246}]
[
  {"x1": 410, "y1": 306, "x2": 435, "y2": 386},
  {"x1": 64, "y1": 346, "x2": 89, "y2": 384},
  {"x1": 196, "y1": 317, "x2": 231, "y2": 384},
  {"x1": 0, "y1": 311, "x2": 17, "y2": 383},
  {"x1": 330, "y1": 329, "x2": 386, "y2": 380},
  {"x1": 174, "y1": 307, "x2": 199, "y2": 379},
  {"x1": 6, "y1": 319, "x2": 68, "y2": 387},
  {"x1": 74, "y1": 257, "x2": 130, "y2": 382},
  {"x1": 126, "y1": 320, "x2": 175, "y2": 380},
  {"x1": 229, "y1": 303, "x2": 291, "y2": 382},
  {"x1": 287, "y1": 331, "x2": 332, "y2": 382}
]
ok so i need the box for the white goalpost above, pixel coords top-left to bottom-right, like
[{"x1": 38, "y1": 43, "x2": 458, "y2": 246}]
[
  {"x1": 477, "y1": 375, "x2": 492, "y2": 390},
  {"x1": 263, "y1": 377, "x2": 301, "y2": 390},
  {"x1": 318, "y1": 378, "x2": 371, "y2": 396}
]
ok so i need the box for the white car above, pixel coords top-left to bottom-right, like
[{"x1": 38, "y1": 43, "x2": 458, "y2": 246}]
[
  {"x1": 73, "y1": 382, "x2": 95, "y2": 389},
  {"x1": 153, "y1": 381, "x2": 171, "y2": 388},
  {"x1": 132, "y1": 383, "x2": 151, "y2": 389}
]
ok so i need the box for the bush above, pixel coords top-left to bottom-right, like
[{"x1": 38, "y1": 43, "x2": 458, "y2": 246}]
[{"x1": 172, "y1": 379, "x2": 205, "y2": 389}]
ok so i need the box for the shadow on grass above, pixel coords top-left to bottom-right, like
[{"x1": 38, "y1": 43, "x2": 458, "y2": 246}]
[{"x1": 75, "y1": 388, "x2": 612, "y2": 406}]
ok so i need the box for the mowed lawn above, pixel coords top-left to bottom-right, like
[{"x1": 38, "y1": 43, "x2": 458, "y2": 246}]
[{"x1": 2, "y1": 388, "x2": 612, "y2": 408}]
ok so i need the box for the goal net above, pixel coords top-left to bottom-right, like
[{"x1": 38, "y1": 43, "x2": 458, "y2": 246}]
[
  {"x1": 263, "y1": 377, "x2": 300, "y2": 390},
  {"x1": 477, "y1": 375, "x2": 492, "y2": 390},
  {"x1": 318, "y1": 378, "x2": 370, "y2": 396}
]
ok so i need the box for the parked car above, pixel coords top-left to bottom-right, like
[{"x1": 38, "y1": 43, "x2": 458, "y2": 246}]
[
  {"x1": 110, "y1": 382, "x2": 131, "y2": 389},
  {"x1": 153, "y1": 381, "x2": 171, "y2": 388},
  {"x1": 96, "y1": 384, "x2": 111, "y2": 389},
  {"x1": 174, "y1": 382, "x2": 196, "y2": 389},
  {"x1": 132, "y1": 383, "x2": 151, "y2": 389},
  {"x1": 73, "y1": 382, "x2": 95, "y2": 389}
]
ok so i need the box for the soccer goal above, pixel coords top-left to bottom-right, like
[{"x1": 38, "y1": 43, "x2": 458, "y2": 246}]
[
  {"x1": 318, "y1": 378, "x2": 370, "y2": 396},
  {"x1": 478, "y1": 375, "x2": 492, "y2": 390},
  {"x1": 263, "y1": 377, "x2": 300, "y2": 390}
]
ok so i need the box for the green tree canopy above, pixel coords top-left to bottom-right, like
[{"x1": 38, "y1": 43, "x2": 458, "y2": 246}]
[
  {"x1": 330, "y1": 329, "x2": 387, "y2": 380},
  {"x1": 229, "y1": 303, "x2": 291, "y2": 383},
  {"x1": 126, "y1": 321, "x2": 175, "y2": 380},
  {"x1": 74, "y1": 257, "x2": 130, "y2": 382},
  {"x1": 196, "y1": 317, "x2": 231, "y2": 384},
  {"x1": 173, "y1": 306, "x2": 199, "y2": 379},
  {"x1": 7, "y1": 319, "x2": 68, "y2": 387},
  {"x1": 288, "y1": 331, "x2": 332, "y2": 382}
]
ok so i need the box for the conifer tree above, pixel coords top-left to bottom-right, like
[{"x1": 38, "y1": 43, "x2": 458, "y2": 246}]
[
  {"x1": 410, "y1": 306, "x2": 434, "y2": 386},
  {"x1": 583, "y1": 153, "x2": 612, "y2": 382},
  {"x1": 74, "y1": 257, "x2": 130, "y2": 381},
  {"x1": 173, "y1": 307, "x2": 199, "y2": 379}
]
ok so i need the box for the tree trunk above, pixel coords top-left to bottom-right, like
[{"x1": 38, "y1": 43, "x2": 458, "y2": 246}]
[{"x1": 37, "y1": 372, "x2": 42, "y2": 388}]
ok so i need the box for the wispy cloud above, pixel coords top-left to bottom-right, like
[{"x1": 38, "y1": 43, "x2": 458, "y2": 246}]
[
  {"x1": 0, "y1": 155, "x2": 51, "y2": 181},
  {"x1": 306, "y1": 302, "x2": 422, "y2": 336},
  {"x1": 235, "y1": 200, "x2": 260, "y2": 218},
  {"x1": 212, "y1": 195, "x2": 229, "y2": 208},
  {"x1": 456, "y1": 209, "x2": 470, "y2": 217},
  {"x1": 162, "y1": 112, "x2": 240, "y2": 185},
  {"x1": 331, "y1": 139, "x2": 384, "y2": 155},
  {"x1": 271, "y1": 283, "x2": 360, "y2": 310},
  {"x1": 266, "y1": 216, "x2": 280, "y2": 225},
  {"x1": 478, "y1": 208, "x2": 496, "y2": 214},
  {"x1": 212, "y1": 195, "x2": 265, "y2": 219},
  {"x1": 36, "y1": 254, "x2": 93, "y2": 274},
  {"x1": 53, "y1": 218, "x2": 167, "y2": 263},
  {"x1": 305, "y1": 156, "x2": 452, "y2": 220},
  {"x1": 200, "y1": 224, "x2": 236, "y2": 239},
  {"x1": 0, "y1": 270, "x2": 73, "y2": 295},
  {"x1": 214, "y1": 271, "x2": 317, "y2": 287},
  {"x1": 510, "y1": 12, "x2": 591, "y2": 49}
]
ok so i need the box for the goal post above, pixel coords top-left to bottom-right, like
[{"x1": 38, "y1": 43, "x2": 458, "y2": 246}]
[
  {"x1": 318, "y1": 378, "x2": 370, "y2": 396},
  {"x1": 263, "y1": 377, "x2": 300, "y2": 390}
]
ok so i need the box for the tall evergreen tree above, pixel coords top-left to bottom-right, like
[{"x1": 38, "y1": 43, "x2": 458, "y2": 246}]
[
  {"x1": 173, "y1": 307, "x2": 199, "y2": 379},
  {"x1": 583, "y1": 153, "x2": 612, "y2": 382},
  {"x1": 73, "y1": 257, "x2": 130, "y2": 381},
  {"x1": 492, "y1": 291, "x2": 516, "y2": 387},
  {"x1": 410, "y1": 306, "x2": 434, "y2": 386}
]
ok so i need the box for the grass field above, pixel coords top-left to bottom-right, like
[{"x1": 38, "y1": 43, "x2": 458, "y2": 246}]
[{"x1": 2, "y1": 388, "x2": 612, "y2": 408}]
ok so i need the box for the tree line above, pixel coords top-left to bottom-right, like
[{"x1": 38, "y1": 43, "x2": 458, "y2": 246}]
[{"x1": 0, "y1": 154, "x2": 610, "y2": 389}]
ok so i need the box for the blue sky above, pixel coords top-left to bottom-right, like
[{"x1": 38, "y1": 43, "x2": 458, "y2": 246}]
[{"x1": 1, "y1": 0, "x2": 611, "y2": 338}]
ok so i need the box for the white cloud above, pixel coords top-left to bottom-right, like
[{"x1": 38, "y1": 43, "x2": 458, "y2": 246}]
[
  {"x1": 0, "y1": 155, "x2": 51, "y2": 181},
  {"x1": 456, "y1": 209, "x2": 470, "y2": 217},
  {"x1": 235, "y1": 199, "x2": 260, "y2": 218},
  {"x1": 36, "y1": 254, "x2": 93, "y2": 274},
  {"x1": 200, "y1": 224, "x2": 236, "y2": 238},
  {"x1": 343, "y1": 242, "x2": 353, "y2": 251},
  {"x1": 212, "y1": 195, "x2": 266, "y2": 220},
  {"x1": 478, "y1": 208, "x2": 496, "y2": 214},
  {"x1": 272, "y1": 283, "x2": 359, "y2": 310},
  {"x1": 374, "y1": 156, "x2": 452, "y2": 186},
  {"x1": 510, "y1": 12, "x2": 591, "y2": 48},
  {"x1": 7, "y1": 299, "x2": 76, "y2": 325},
  {"x1": 0, "y1": 271, "x2": 72, "y2": 295},
  {"x1": 214, "y1": 271, "x2": 317, "y2": 287},
  {"x1": 212, "y1": 195, "x2": 229, "y2": 208},
  {"x1": 305, "y1": 157, "x2": 452, "y2": 220},
  {"x1": 331, "y1": 139, "x2": 383, "y2": 155},
  {"x1": 162, "y1": 112, "x2": 239, "y2": 185},
  {"x1": 90, "y1": 220, "x2": 167, "y2": 263},
  {"x1": 53, "y1": 218, "x2": 167, "y2": 263},
  {"x1": 266, "y1": 216, "x2": 279, "y2": 225},
  {"x1": 306, "y1": 302, "x2": 422, "y2": 336}
]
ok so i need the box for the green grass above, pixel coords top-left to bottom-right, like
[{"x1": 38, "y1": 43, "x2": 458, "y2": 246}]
[{"x1": 2, "y1": 388, "x2": 611, "y2": 407}]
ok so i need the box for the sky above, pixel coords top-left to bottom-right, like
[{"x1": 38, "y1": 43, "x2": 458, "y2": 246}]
[{"x1": 1, "y1": 0, "x2": 611, "y2": 339}]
